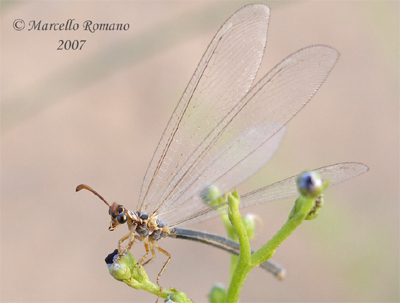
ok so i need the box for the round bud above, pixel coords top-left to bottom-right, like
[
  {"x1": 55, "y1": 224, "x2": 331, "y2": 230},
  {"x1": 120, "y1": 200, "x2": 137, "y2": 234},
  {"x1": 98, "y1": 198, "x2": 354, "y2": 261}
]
[{"x1": 297, "y1": 171, "x2": 322, "y2": 196}]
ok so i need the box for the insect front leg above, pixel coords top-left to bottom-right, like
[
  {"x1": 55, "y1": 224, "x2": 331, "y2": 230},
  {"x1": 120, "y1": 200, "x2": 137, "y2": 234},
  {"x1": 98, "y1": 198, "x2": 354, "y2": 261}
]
[{"x1": 117, "y1": 232, "x2": 136, "y2": 257}]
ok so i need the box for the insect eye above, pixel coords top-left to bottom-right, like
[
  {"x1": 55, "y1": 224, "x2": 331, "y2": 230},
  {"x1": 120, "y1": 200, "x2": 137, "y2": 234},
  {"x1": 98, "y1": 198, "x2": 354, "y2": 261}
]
[
  {"x1": 117, "y1": 213, "x2": 127, "y2": 224},
  {"x1": 118, "y1": 206, "x2": 124, "y2": 213},
  {"x1": 109, "y1": 208, "x2": 118, "y2": 218}
]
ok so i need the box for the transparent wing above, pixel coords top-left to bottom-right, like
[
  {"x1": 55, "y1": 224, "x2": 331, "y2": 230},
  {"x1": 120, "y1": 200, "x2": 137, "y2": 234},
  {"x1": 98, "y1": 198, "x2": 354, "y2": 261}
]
[
  {"x1": 173, "y1": 162, "x2": 368, "y2": 226},
  {"x1": 159, "y1": 124, "x2": 286, "y2": 225},
  {"x1": 158, "y1": 45, "x2": 339, "y2": 225},
  {"x1": 240, "y1": 162, "x2": 369, "y2": 206},
  {"x1": 138, "y1": 4, "x2": 270, "y2": 212}
]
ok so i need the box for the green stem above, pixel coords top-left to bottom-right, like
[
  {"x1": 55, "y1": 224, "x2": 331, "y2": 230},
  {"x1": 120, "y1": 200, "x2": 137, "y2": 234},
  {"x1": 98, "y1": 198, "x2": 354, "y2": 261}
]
[
  {"x1": 251, "y1": 196, "x2": 314, "y2": 266},
  {"x1": 220, "y1": 211, "x2": 239, "y2": 281},
  {"x1": 251, "y1": 181, "x2": 329, "y2": 266},
  {"x1": 224, "y1": 180, "x2": 329, "y2": 303},
  {"x1": 225, "y1": 190, "x2": 253, "y2": 303}
]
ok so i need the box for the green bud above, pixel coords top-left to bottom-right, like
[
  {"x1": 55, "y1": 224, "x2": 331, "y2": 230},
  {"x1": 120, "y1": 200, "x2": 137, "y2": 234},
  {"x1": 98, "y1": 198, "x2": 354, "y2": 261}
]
[
  {"x1": 296, "y1": 171, "x2": 323, "y2": 197},
  {"x1": 165, "y1": 291, "x2": 191, "y2": 303},
  {"x1": 200, "y1": 185, "x2": 222, "y2": 206},
  {"x1": 108, "y1": 252, "x2": 136, "y2": 281},
  {"x1": 209, "y1": 284, "x2": 227, "y2": 303},
  {"x1": 241, "y1": 214, "x2": 258, "y2": 240}
]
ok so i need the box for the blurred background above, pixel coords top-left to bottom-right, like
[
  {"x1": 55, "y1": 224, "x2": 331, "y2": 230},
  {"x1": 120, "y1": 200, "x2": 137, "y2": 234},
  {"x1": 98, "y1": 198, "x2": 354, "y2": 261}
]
[{"x1": 1, "y1": 1, "x2": 398, "y2": 302}]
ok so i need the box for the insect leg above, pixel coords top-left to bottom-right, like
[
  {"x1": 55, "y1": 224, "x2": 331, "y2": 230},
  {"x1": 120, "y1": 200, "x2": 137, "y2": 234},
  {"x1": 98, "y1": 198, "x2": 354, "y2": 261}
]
[
  {"x1": 129, "y1": 238, "x2": 150, "y2": 277},
  {"x1": 118, "y1": 232, "x2": 136, "y2": 257},
  {"x1": 141, "y1": 242, "x2": 157, "y2": 267},
  {"x1": 152, "y1": 244, "x2": 171, "y2": 286},
  {"x1": 136, "y1": 238, "x2": 151, "y2": 266}
]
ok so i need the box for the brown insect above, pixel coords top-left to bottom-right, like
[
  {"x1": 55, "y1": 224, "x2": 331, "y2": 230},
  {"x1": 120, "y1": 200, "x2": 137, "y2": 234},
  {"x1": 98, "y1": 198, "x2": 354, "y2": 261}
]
[{"x1": 76, "y1": 4, "x2": 368, "y2": 287}]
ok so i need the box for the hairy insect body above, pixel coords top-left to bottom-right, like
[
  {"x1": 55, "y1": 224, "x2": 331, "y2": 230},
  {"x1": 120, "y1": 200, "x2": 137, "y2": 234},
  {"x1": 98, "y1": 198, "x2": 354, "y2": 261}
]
[
  {"x1": 109, "y1": 203, "x2": 170, "y2": 244},
  {"x1": 73, "y1": 185, "x2": 174, "y2": 275},
  {"x1": 97, "y1": 201, "x2": 174, "y2": 284},
  {"x1": 134, "y1": 211, "x2": 170, "y2": 242}
]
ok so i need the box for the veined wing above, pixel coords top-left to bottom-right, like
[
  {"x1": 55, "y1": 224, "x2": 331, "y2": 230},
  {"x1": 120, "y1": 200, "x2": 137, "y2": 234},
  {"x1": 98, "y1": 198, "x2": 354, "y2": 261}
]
[
  {"x1": 240, "y1": 162, "x2": 369, "y2": 207},
  {"x1": 157, "y1": 45, "x2": 339, "y2": 225},
  {"x1": 138, "y1": 4, "x2": 270, "y2": 212},
  {"x1": 158, "y1": 124, "x2": 286, "y2": 224},
  {"x1": 172, "y1": 162, "x2": 368, "y2": 227}
]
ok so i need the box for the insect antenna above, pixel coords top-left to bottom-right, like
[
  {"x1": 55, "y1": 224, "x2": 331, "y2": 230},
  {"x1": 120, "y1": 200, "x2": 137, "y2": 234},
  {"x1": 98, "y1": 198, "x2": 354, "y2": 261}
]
[{"x1": 76, "y1": 184, "x2": 110, "y2": 207}]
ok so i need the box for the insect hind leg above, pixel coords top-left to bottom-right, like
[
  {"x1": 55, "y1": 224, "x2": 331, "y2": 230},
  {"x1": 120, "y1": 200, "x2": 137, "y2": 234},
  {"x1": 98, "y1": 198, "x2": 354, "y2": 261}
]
[
  {"x1": 152, "y1": 244, "x2": 171, "y2": 286},
  {"x1": 137, "y1": 241, "x2": 171, "y2": 286},
  {"x1": 138, "y1": 241, "x2": 156, "y2": 272}
]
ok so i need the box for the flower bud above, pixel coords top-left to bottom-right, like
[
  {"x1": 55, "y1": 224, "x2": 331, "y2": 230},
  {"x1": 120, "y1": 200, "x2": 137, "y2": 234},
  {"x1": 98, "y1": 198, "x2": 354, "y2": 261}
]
[
  {"x1": 209, "y1": 284, "x2": 227, "y2": 303},
  {"x1": 200, "y1": 185, "x2": 222, "y2": 206},
  {"x1": 297, "y1": 171, "x2": 322, "y2": 196}
]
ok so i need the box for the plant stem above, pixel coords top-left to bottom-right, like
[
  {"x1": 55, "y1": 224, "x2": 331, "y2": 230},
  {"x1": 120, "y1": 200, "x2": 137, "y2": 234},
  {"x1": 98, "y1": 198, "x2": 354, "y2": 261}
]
[
  {"x1": 225, "y1": 190, "x2": 253, "y2": 303},
  {"x1": 225, "y1": 180, "x2": 329, "y2": 302},
  {"x1": 252, "y1": 180, "x2": 329, "y2": 266}
]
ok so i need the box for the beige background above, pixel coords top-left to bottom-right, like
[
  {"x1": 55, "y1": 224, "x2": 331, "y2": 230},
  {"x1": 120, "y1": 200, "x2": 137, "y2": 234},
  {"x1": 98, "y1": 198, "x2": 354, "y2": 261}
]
[{"x1": 1, "y1": 1, "x2": 398, "y2": 302}]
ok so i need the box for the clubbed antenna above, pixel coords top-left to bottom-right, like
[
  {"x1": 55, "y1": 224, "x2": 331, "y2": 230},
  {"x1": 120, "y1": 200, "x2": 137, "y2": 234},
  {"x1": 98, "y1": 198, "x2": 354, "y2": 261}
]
[{"x1": 76, "y1": 184, "x2": 110, "y2": 207}]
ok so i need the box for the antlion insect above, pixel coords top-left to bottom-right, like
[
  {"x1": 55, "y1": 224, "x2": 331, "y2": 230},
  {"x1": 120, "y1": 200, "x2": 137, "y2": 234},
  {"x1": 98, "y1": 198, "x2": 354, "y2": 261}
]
[{"x1": 76, "y1": 4, "x2": 368, "y2": 287}]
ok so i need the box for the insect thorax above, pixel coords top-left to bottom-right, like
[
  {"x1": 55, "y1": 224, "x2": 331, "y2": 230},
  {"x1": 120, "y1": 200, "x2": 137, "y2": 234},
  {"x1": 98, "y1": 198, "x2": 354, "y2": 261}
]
[{"x1": 134, "y1": 211, "x2": 169, "y2": 241}]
